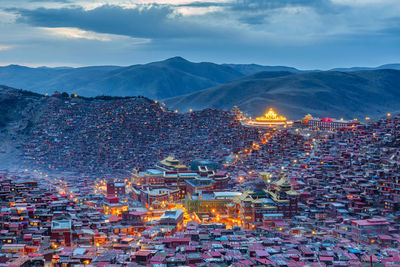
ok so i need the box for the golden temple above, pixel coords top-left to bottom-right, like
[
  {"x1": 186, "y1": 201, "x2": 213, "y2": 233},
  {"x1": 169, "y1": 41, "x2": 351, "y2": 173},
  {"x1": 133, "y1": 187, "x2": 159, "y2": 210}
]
[
  {"x1": 244, "y1": 108, "x2": 293, "y2": 127},
  {"x1": 255, "y1": 108, "x2": 288, "y2": 122}
]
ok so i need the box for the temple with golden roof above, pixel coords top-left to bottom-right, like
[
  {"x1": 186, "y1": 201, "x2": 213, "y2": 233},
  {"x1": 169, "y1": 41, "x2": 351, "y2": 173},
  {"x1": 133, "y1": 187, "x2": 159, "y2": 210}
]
[
  {"x1": 155, "y1": 155, "x2": 187, "y2": 171},
  {"x1": 244, "y1": 108, "x2": 293, "y2": 127}
]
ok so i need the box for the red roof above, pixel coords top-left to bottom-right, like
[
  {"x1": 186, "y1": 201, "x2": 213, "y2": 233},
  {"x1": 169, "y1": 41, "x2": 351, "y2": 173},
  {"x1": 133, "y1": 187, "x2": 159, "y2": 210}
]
[
  {"x1": 352, "y1": 218, "x2": 389, "y2": 226},
  {"x1": 105, "y1": 196, "x2": 119, "y2": 203},
  {"x1": 256, "y1": 258, "x2": 274, "y2": 265},
  {"x1": 164, "y1": 237, "x2": 191, "y2": 243},
  {"x1": 255, "y1": 250, "x2": 270, "y2": 257},
  {"x1": 135, "y1": 250, "x2": 152, "y2": 257}
]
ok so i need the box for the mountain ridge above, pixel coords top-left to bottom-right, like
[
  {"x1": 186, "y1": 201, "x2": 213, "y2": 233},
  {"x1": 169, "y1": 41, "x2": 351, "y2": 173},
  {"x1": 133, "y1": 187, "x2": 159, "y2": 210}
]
[
  {"x1": 0, "y1": 57, "x2": 243, "y2": 99},
  {"x1": 2, "y1": 57, "x2": 400, "y2": 100}
]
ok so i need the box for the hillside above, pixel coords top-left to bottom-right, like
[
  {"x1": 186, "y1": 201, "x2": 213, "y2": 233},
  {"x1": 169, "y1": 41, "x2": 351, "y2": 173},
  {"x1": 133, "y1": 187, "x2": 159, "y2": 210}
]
[
  {"x1": 0, "y1": 85, "x2": 260, "y2": 176},
  {"x1": 0, "y1": 85, "x2": 45, "y2": 168},
  {"x1": 164, "y1": 69, "x2": 400, "y2": 120}
]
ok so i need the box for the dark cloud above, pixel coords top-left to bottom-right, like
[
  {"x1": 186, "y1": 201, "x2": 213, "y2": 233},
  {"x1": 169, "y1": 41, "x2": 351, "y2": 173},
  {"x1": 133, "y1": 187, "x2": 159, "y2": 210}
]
[
  {"x1": 224, "y1": 0, "x2": 343, "y2": 25},
  {"x1": 238, "y1": 14, "x2": 266, "y2": 25},
  {"x1": 379, "y1": 17, "x2": 400, "y2": 36},
  {"x1": 11, "y1": 4, "x2": 225, "y2": 39}
]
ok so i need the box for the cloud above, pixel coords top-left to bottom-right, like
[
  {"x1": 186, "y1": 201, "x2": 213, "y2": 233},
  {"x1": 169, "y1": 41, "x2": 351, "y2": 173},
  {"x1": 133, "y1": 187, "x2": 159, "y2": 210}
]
[
  {"x1": 0, "y1": 45, "x2": 13, "y2": 51},
  {"x1": 40, "y1": 27, "x2": 115, "y2": 41},
  {"x1": 10, "y1": 4, "x2": 230, "y2": 39},
  {"x1": 8, "y1": 1, "x2": 400, "y2": 42}
]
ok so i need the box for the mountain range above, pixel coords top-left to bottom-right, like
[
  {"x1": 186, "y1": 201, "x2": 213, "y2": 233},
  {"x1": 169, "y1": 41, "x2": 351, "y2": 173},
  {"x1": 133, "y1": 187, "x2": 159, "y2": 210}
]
[
  {"x1": 1, "y1": 57, "x2": 400, "y2": 119},
  {"x1": 0, "y1": 57, "x2": 245, "y2": 99}
]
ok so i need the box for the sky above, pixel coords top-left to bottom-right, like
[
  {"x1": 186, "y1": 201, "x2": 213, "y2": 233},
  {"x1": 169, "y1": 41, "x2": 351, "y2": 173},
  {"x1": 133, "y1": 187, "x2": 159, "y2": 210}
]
[{"x1": 0, "y1": 0, "x2": 399, "y2": 69}]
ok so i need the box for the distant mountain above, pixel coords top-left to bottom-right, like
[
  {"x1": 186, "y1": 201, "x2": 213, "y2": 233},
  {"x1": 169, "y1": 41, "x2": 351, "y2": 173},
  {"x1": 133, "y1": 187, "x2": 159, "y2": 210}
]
[
  {"x1": 377, "y1": 64, "x2": 400, "y2": 70},
  {"x1": 1, "y1": 57, "x2": 400, "y2": 101},
  {"x1": 330, "y1": 63, "x2": 400, "y2": 72},
  {"x1": 164, "y1": 69, "x2": 400, "y2": 120},
  {"x1": 223, "y1": 64, "x2": 302, "y2": 75},
  {"x1": 0, "y1": 57, "x2": 244, "y2": 99}
]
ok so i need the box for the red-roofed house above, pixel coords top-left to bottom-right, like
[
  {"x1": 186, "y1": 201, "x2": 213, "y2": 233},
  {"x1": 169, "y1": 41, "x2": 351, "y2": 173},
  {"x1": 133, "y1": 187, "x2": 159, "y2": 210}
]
[{"x1": 351, "y1": 218, "x2": 390, "y2": 244}]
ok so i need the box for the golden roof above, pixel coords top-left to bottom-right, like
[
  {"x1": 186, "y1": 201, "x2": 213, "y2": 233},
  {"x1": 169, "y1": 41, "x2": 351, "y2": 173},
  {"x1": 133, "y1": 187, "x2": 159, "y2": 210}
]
[
  {"x1": 275, "y1": 177, "x2": 291, "y2": 187},
  {"x1": 304, "y1": 114, "x2": 313, "y2": 119},
  {"x1": 255, "y1": 108, "x2": 287, "y2": 122},
  {"x1": 268, "y1": 191, "x2": 290, "y2": 203},
  {"x1": 274, "y1": 173, "x2": 291, "y2": 187},
  {"x1": 158, "y1": 155, "x2": 186, "y2": 169}
]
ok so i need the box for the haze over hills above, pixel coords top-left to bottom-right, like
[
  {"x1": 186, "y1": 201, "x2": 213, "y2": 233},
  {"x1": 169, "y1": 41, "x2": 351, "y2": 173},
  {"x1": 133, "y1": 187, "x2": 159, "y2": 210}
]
[{"x1": 164, "y1": 69, "x2": 400, "y2": 120}]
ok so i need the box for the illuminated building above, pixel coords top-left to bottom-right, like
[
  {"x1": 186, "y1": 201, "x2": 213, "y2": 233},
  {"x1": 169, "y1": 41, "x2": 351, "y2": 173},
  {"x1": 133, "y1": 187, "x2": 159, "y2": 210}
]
[
  {"x1": 185, "y1": 178, "x2": 214, "y2": 195},
  {"x1": 233, "y1": 191, "x2": 278, "y2": 229},
  {"x1": 103, "y1": 196, "x2": 128, "y2": 216},
  {"x1": 232, "y1": 173, "x2": 299, "y2": 229},
  {"x1": 131, "y1": 169, "x2": 165, "y2": 189},
  {"x1": 298, "y1": 114, "x2": 361, "y2": 130},
  {"x1": 244, "y1": 108, "x2": 293, "y2": 127},
  {"x1": 1, "y1": 244, "x2": 26, "y2": 254},
  {"x1": 138, "y1": 188, "x2": 180, "y2": 207},
  {"x1": 159, "y1": 209, "x2": 184, "y2": 231},
  {"x1": 266, "y1": 173, "x2": 299, "y2": 218},
  {"x1": 185, "y1": 170, "x2": 229, "y2": 195},
  {"x1": 132, "y1": 166, "x2": 229, "y2": 199},
  {"x1": 107, "y1": 181, "x2": 126, "y2": 197},
  {"x1": 185, "y1": 191, "x2": 242, "y2": 215}
]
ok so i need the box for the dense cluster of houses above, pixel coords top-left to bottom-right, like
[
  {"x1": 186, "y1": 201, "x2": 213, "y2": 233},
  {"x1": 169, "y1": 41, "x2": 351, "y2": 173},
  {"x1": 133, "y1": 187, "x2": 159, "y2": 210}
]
[
  {"x1": 22, "y1": 96, "x2": 261, "y2": 179},
  {"x1": 0, "y1": 95, "x2": 399, "y2": 266},
  {"x1": 0, "y1": 163, "x2": 399, "y2": 266}
]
